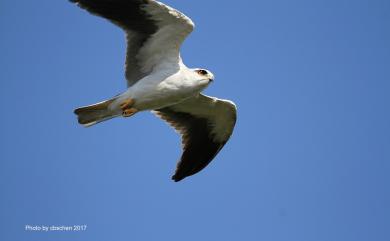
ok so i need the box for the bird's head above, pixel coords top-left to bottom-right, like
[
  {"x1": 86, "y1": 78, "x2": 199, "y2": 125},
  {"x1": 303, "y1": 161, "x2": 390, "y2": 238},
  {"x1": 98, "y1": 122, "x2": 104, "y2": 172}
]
[{"x1": 192, "y1": 68, "x2": 214, "y2": 86}]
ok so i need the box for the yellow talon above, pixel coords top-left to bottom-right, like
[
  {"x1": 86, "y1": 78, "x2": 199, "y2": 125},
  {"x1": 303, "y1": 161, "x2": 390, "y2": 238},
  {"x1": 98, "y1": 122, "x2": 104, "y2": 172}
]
[{"x1": 122, "y1": 108, "x2": 138, "y2": 118}]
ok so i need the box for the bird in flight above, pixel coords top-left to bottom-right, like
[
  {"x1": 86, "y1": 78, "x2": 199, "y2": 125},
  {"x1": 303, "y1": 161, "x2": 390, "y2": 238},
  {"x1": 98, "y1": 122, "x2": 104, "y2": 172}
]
[{"x1": 70, "y1": 0, "x2": 237, "y2": 182}]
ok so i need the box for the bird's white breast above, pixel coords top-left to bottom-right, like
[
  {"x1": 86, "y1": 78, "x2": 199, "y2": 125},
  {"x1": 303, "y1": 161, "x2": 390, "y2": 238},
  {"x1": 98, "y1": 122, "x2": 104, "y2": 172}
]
[{"x1": 118, "y1": 68, "x2": 206, "y2": 111}]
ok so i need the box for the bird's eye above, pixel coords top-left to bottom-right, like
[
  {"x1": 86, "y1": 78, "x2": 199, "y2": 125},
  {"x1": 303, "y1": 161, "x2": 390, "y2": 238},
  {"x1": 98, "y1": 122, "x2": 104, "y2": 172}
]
[{"x1": 197, "y1": 69, "x2": 208, "y2": 76}]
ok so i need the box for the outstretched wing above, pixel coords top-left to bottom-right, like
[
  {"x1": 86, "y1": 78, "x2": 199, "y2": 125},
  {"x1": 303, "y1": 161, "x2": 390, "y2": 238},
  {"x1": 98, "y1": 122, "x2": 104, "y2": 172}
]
[
  {"x1": 70, "y1": 0, "x2": 194, "y2": 86},
  {"x1": 153, "y1": 94, "x2": 237, "y2": 182}
]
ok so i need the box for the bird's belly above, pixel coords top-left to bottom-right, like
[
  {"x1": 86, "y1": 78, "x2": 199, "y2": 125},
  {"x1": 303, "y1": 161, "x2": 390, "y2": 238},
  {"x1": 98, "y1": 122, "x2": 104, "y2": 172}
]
[
  {"x1": 135, "y1": 93, "x2": 191, "y2": 110},
  {"x1": 130, "y1": 81, "x2": 202, "y2": 110}
]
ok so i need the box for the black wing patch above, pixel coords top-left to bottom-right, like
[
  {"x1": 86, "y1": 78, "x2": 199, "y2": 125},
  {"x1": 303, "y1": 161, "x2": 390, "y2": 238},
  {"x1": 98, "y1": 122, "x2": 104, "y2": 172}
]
[
  {"x1": 70, "y1": 0, "x2": 158, "y2": 35},
  {"x1": 155, "y1": 108, "x2": 227, "y2": 182},
  {"x1": 69, "y1": 0, "x2": 160, "y2": 86}
]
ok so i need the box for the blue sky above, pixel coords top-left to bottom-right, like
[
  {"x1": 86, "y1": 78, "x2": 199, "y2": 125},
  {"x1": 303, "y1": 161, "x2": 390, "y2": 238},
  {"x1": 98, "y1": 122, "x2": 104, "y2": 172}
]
[{"x1": 1, "y1": 0, "x2": 389, "y2": 240}]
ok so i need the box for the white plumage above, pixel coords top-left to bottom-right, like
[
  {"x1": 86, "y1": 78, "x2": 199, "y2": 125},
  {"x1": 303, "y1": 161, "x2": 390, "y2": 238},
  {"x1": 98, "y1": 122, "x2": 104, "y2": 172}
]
[{"x1": 70, "y1": 0, "x2": 237, "y2": 182}]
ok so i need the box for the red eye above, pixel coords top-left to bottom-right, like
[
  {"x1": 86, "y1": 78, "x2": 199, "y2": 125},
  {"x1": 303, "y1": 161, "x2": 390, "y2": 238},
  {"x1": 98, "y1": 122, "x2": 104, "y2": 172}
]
[{"x1": 197, "y1": 69, "x2": 208, "y2": 75}]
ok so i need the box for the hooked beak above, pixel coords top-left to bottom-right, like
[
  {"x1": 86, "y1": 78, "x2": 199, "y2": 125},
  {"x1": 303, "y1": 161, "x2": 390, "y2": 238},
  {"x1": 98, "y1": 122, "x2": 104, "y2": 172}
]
[{"x1": 208, "y1": 73, "x2": 215, "y2": 82}]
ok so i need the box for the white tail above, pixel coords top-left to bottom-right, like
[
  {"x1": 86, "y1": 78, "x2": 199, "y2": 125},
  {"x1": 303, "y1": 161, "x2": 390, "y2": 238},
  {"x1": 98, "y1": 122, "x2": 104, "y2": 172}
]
[{"x1": 74, "y1": 98, "x2": 119, "y2": 127}]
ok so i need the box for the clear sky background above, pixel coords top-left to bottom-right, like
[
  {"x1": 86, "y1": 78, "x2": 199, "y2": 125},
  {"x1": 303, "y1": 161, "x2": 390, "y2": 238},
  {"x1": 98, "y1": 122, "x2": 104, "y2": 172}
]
[{"x1": 1, "y1": 0, "x2": 389, "y2": 240}]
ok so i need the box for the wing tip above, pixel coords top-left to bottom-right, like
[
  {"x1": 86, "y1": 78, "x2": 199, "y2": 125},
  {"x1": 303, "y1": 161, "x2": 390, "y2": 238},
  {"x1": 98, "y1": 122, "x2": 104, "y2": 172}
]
[
  {"x1": 172, "y1": 175, "x2": 184, "y2": 182},
  {"x1": 172, "y1": 174, "x2": 184, "y2": 182}
]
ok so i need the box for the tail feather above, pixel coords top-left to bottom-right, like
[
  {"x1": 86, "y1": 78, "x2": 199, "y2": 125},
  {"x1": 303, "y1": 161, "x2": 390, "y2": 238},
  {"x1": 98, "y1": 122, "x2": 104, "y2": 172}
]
[{"x1": 74, "y1": 98, "x2": 119, "y2": 127}]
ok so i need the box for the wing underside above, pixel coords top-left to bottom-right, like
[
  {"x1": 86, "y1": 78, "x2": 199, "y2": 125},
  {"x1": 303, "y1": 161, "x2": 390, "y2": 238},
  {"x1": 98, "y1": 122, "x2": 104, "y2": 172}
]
[
  {"x1": 154, "y1": 94, "x2": 237, "y2": 182},
  {"x1": 70, "y1": 0, "x2": 194, "y2": 86}
]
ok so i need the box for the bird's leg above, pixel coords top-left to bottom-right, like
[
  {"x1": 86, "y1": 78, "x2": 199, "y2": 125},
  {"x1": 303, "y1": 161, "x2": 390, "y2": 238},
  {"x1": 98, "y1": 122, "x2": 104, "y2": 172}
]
[
  {"x1": 120, "y1": 98, "x2": 135, "y2": 110},
  {"x1": 122, "y1": 108, "x2": 138, "y2": 118},
  {"x1": 120, "y1": 98, "x2": 138, "y2": 118}
]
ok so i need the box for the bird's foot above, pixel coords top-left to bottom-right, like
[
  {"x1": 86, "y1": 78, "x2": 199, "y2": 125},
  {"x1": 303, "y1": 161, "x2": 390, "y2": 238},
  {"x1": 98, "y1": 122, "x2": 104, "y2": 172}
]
[
  {"x1": 120, "y1": 98, "x2": 135, "y2": 110},
  {"x1": 120, "y1": 98, "x2": 138, "y2": 117},
  {"x1": 122, "y1": 108, "x2": 138, "y2": 118}
]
